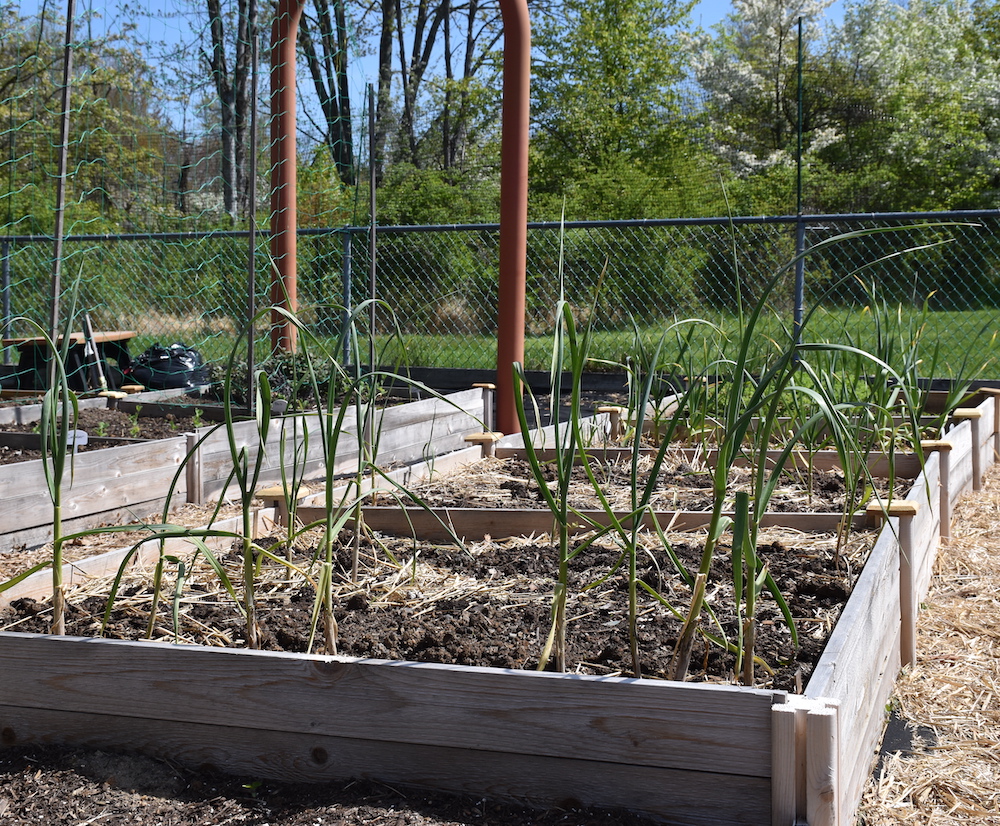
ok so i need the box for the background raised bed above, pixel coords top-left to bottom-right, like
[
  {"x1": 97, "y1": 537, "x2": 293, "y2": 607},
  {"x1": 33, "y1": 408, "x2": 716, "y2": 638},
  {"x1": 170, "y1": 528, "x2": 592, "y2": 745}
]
[
  {"x1": 0, "y1": 394, "x2": 992, "y2": 825},
  {"x1": 0, "y1": 388, "x2": 485, "y2": 552}
]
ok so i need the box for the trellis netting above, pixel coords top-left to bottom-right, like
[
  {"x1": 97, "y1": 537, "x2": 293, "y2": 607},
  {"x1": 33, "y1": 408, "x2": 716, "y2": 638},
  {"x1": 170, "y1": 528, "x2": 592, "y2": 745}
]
[{"x1": 1, "y1": 2, "x2": 998, "y2": 384}]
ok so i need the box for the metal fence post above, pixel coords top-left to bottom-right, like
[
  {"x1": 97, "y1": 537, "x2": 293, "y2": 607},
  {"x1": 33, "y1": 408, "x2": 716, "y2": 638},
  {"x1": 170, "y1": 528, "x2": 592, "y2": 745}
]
[
  {"x1": 794, "y1": 216, "x2": 806, "y2": 345},
  {"x1": 341, "y1": 228, "x2": 353, "y2": 366},
  {"x1": 2, "y1": 238, "x2": 10, "y2": 365}
]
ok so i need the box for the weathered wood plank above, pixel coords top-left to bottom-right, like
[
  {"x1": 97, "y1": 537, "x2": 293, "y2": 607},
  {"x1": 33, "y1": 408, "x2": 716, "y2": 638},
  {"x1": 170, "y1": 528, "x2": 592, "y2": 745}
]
[
  {"x1": 194, "y1": 390, "x2": 482, "y2": 502},
  {"x1": 908, "y1": 459, "x2": 940, "y2": 603},
  {"x1": 295, "y1": 446, "x2": 485, "y2": 510},
  {"x1": 771, "y1": 702, "x2": 804, "y2": 826},
  {"x1": 291, "y1": 505, "x2": 870, "y2": 542},
  {"x1": 0, "y1": 499, "x2": 180, "y2": 554},
  {"x1": 806, "y1": 524, "x2": 902, "y2": 820},
  {"x1": 493, "y1": 446, "x2": 925, "y2": 480},
  {"x1": 0, "y1": 704, "x2": 771, "y2": 825},
  {"x1": 0, "y1": 632, "x2": 781, "y2": 777},
  {"x1": 976, "y1": 396, "x2": 994, "y2": 481},
  {"x1": 375, "y1": 388, "x2": 483, "y2": 431},
  {"x1": 0, "y1": 435, "x2": 186, "y2": 501},
  {"x1": 805, "y1": 703, "x2": 839, "y2": 826},
  {"x1": 807, "y1": 526, "x2": 900, "y2": 704},
  {"x1": 0, "y1": 437, "x2": 188, "y2": 535},
  {"x1": 945, "y1": 418, "x2": 975, "y2": 508},
  {"x1": 0, "y1": 395, "x2": 109, "y2": 426},
  {"x1": 839, "y1": 667, "x2": 898, "y2": 822}
]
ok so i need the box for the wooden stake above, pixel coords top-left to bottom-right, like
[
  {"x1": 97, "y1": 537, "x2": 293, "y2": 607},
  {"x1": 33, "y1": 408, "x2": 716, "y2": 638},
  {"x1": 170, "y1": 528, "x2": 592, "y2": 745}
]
[
  {"x1": 186, "y1": 432, "x2": 203, "y2": 506},
  {"x1": 866, "y1": 500, "x2": 920, "y2": 667},
  {"x1": 921, "y1": 440, "x2": 952, "y2": 542},
  {"x1": 473, "y1": 383, "x2": 496, "y2": 433},
  {"x1": 596, "y1": 405, "x2": 627, "y2": 442},
  {"x1": 952, "y1": 408, "x2": 983, "y2": 490},
  {"x1": 256, "y1": 484, "x2": 296, "y2": 526},
  {"x1": 464, "y1": 431, "x2": 503, "y2": 458}
]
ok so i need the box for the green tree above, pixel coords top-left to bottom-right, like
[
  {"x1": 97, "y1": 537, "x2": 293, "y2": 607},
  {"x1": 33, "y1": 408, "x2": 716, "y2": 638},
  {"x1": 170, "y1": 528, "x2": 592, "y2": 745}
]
[
  {"x1": 530, "y1": 0, "x2": 702, "y2": 218},
  {"x1": 0, "y1": 6, "x2": 184, "y2": 234},
  {"x1": 823, "y1": 0, "x2": 1000, "y2": 210}
]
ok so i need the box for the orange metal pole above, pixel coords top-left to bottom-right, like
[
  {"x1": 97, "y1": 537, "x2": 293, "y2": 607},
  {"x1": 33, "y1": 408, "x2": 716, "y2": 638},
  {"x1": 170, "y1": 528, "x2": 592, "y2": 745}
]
[
  {"x1": 495, "y1": 0, "x2": 530, "y2": 434},
  {"x1": 269, "y1": 0, "x2": 305, "y2": 352}
]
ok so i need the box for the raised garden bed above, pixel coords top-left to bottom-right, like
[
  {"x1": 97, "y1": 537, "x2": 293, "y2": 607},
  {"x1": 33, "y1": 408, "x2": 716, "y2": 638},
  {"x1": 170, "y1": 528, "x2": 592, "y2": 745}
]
[
  {"x1": 0, "y1": 391, "x2": 996, "y2": 825},
  {"x1": 0, "y1": 387, "x2": 485, "y2": 551}
]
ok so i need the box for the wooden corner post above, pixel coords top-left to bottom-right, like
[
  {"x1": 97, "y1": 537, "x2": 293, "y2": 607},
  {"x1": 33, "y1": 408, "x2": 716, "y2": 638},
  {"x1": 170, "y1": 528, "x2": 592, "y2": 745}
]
[
  {"x1": 921, "y1": 440, "x2": 952, "y2": 542},
  {"x1": 952, "y1": 408, "x2": 983, "y2": 490},
  {"x1": 771, "y1": 696, "x2": 841, "y2": 826},
  {"x1": 867, "y1": 500, "x2": 920, "y2": 667}
]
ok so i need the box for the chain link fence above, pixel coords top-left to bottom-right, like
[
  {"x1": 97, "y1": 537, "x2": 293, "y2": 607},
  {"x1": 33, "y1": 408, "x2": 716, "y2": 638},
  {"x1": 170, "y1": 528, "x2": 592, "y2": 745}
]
[
  {"x1": 356, "y1": 212, "x2": 1000, "y2": 374},
  {"x1": 2, "y1": 211, "x2": 998, "y2": 385}
]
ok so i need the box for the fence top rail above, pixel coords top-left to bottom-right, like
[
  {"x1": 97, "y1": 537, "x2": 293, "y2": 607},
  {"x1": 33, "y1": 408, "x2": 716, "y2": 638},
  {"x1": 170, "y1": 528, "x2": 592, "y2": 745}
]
[
  {"x1": 2, "y1": 209, "x2": 997, "y2": 245},
  {"x1": 358, "y1": 209, "x2": 1000, "y2": 235}
]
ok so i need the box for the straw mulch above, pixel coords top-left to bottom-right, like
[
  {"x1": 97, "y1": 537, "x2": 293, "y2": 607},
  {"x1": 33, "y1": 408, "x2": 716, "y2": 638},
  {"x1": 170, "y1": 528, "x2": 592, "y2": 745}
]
[{"x1": 857, "y1": 464, "x2": 1000, "y2": 824}]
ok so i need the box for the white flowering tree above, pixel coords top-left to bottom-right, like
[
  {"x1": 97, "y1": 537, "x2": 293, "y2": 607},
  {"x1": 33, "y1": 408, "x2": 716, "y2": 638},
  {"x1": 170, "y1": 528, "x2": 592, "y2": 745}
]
[
  {"x1": 691, "y1": 0, "x2": 1000, "y2": 212},
  {"x1": 689, "y1": 0, "x2": 835, "y2": 181},
  {"x1": 825, "y1": 0, "x2": 1000, "y2": 209}
]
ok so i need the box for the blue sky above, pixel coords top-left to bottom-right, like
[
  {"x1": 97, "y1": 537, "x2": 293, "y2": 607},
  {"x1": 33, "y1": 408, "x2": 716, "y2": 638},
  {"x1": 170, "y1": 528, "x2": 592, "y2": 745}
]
[
  {"x1": 13, "y1": 0, "x2": 851, "y2": 134},
  {"x1": 693, "y1": 0, "x2": 738, "y2": 29},
  {"x1": 692, "y1": 0, "x2": 848, "y2": 30},
  {"x1": 17, "y1": 1, "x2": 851, "y2": 57}
]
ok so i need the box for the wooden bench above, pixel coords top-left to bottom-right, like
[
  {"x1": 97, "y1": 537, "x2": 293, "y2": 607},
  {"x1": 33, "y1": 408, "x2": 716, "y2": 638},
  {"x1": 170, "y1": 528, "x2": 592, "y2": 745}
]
[{"x1": 1, "y1": 330, "x2": 137, "y2": 391}]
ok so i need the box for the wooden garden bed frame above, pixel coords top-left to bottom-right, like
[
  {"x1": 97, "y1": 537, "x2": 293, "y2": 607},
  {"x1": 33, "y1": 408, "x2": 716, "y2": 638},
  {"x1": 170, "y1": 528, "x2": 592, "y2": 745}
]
[
  {"x1": 0, "y1": 388, "x2": 485, "y2": 551},
  {"x1": 1, "y1": 391, "x2": 998, "y2": 825}
]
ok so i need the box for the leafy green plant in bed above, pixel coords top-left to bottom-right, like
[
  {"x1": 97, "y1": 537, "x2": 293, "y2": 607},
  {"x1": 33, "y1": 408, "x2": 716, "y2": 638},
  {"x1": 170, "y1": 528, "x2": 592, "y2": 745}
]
[
  {"x1": 0, "y1": 291, "x2": 83, "y2": 634},
  {"x1": 589, "y1": 316, "x2": 720, "y2": 678},
  {"x1": 511, "y1": 225, "x2": 607, "y2": 673},
  {"x1": 666, "y1": 224, "x2": 972, "y2": 682},
  {"x1": 513, "y1": 304, "x2": 601, "y2": 673}
]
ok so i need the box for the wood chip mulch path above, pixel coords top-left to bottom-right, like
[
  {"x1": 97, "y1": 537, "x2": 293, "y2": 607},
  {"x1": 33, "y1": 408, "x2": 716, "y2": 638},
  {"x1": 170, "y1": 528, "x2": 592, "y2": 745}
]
[{"x1": 857, "y1": 463, "x2": 1000, "y2": 824}]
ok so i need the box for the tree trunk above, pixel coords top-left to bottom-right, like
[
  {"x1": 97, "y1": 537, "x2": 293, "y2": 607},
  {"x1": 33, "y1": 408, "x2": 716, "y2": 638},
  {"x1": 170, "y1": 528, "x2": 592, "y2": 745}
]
[
  {"x1": 206, "y1": 0, "x2": 254, "y2": 221},
  {"x1": 299, "y1": 0, "x2": 354, "y2": 184},
  {"x1": 374, "y1": 0, "x2": 394, "y2": 184}
]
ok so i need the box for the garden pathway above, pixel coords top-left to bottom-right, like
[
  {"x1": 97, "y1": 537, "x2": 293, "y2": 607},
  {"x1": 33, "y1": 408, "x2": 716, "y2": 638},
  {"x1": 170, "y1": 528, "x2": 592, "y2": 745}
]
[{"x1": 858, "y1": 463, "x2": 1000, "y2": 824}]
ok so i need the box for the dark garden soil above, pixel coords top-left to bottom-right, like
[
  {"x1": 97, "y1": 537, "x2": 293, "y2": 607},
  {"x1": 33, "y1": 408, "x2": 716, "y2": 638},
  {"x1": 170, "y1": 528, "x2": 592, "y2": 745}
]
[
  {"x1": 0, "y1": 522, "x2": 871, "y2": 824},
  {"x1": 0, "y1": 407, "x2": 200, "y2": 465},
  {"x1": 0, "y1": 742, "x2": 667, "y2": 825}
]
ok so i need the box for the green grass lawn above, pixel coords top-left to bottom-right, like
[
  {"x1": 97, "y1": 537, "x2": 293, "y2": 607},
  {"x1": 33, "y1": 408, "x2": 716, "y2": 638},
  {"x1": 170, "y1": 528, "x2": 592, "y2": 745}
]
[
  {"x1": 375, "y1": 305, "x2": 1000, "y2": 377},
  {"x1": 138, "y1": 304, "x2": 1000, "y2": 382}
]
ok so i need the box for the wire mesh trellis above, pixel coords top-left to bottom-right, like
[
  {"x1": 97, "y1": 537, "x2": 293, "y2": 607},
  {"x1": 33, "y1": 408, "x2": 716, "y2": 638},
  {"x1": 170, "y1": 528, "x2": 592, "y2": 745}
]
[
  {"x1": 1, "y1": 211, "x2": 997, "y2": 386},
  {"x1": 349, "y1": 213, "x2": 1000, "y2": 373}
]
